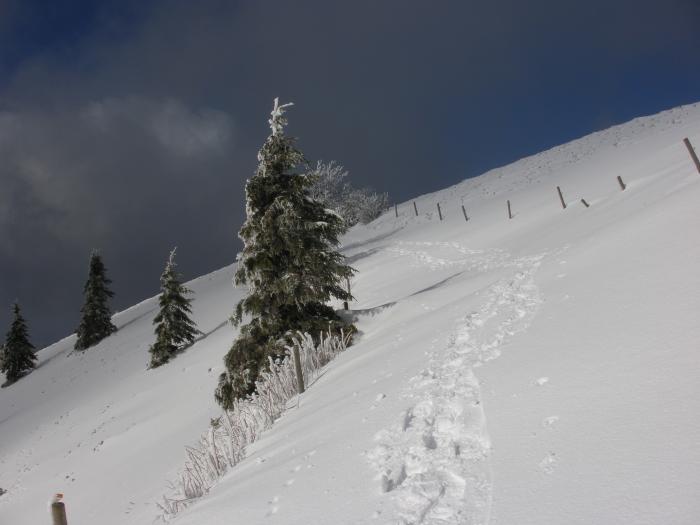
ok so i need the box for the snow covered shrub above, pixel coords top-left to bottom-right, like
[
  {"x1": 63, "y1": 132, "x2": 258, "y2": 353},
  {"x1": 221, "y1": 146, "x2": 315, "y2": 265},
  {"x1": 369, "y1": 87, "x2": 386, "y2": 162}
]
[
  {"x1": 306, "y1": 160, "x2": 350, "y2": 212},
  {"x1": 307, "y1": 160, "x2": 389, "y2": 227},
  {"x1": 159, "y1": 330, "x2": 351, "y2": 518},
  {"x1": 349, "y1": 187, "x2": 389, "y2": 225}
]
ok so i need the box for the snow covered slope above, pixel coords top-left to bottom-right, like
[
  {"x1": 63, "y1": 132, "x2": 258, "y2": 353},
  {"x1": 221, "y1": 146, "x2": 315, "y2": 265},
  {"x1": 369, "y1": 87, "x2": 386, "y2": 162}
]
[
  {"x1": 0, "y1": 267, "x2": 242, "y2": 524},
  {"x1": 2, "y1": 102, "x2": 700, "y2": 525}
]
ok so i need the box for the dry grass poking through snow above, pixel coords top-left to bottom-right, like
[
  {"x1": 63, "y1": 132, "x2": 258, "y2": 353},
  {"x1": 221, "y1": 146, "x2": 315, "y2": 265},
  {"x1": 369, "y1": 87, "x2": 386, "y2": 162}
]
[{"x1": 157, "y1": 330, "x2": 351, "y2": 519}]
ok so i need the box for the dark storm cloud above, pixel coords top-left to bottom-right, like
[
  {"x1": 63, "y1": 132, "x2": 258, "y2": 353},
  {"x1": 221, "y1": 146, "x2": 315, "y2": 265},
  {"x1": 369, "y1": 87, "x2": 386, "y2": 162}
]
[
  {"x1": 0, "y1": 97, "x2": 238, "y2": 343},
  {"x1": 0, "y1": 0, "x2": 699, "y2": 345}
]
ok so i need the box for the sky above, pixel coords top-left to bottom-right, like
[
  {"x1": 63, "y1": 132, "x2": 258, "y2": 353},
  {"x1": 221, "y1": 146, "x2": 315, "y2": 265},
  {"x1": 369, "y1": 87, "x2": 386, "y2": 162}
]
[{"x1": 1, "y1": 0, "x2": 699, "y2": 347}]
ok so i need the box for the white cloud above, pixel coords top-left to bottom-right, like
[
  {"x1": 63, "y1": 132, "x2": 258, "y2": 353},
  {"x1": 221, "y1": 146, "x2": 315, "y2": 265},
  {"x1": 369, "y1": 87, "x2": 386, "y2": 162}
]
[
  {"x1": 82, "y1": 97, "x2": 233, "y2": 156},
  {"x1": 150, "y1": 99, "x2": 232, "y2": 156}
]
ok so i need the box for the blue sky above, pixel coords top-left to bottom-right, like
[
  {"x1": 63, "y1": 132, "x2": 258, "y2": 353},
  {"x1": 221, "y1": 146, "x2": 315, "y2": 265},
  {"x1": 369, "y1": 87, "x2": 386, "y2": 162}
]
[{"x1": 1, "y1": 0, "x2": 699, "y2": 345}]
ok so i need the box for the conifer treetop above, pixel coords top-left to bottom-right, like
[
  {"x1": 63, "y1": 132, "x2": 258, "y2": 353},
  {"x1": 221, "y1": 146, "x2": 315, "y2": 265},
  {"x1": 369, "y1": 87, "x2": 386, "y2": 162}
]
[
  {"x1": 162, "y1": 247, "x2": 178, "y2": 283},
  {"x1": 268, "y1": 98, "x2": 294, "y2": 137}
]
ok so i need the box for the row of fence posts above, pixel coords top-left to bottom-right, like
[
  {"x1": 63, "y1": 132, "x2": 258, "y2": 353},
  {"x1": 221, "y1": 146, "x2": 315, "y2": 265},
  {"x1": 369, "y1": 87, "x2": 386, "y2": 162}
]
[
  {"x1": 44, "y1": 135, "x2": 700, "y2": 524},
  {"x1": 394, "y1": 137, "x2": 700, "y2": 222}
]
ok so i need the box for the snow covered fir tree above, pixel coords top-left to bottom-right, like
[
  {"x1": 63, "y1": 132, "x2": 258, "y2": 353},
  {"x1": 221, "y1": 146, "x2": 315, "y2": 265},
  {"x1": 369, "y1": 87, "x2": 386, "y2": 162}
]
[
  {"x1": 74, "y1": 251, "x2": 117, "y2": 351},
  {"x1": 149, "y1": 248, "x2": 199, "y2": 368},
  {"x1": 215, "y1": 99, "x2": 355, "y2": 409},
  {"x1": 0, "y1": 303, "x2": 36, "y2": 386}
]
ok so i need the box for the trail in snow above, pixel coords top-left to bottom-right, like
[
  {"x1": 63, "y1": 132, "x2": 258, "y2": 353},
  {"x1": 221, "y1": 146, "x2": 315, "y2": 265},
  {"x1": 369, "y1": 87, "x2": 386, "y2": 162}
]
[
  {"x1": 369, "y1": 247, "x2": 544, "y2": 524},
  {"x1": 386, "y1": 241, "x2": 510, "y2": 272}
]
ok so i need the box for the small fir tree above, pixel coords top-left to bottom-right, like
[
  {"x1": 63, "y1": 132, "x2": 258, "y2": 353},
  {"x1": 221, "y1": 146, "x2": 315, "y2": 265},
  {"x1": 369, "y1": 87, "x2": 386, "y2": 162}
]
[
  {"x1": 149, "y1": 248, "x2": 199, "y2": 368},
  {"x1": 1, "y1": 303, "x2": 37, "y2": 385},
  {"x1": 215, "y1": 99, "x2": 354, "y2": 408},
  {"x1": 75, "y1": 251, "x2": 117, "y2": 351}
]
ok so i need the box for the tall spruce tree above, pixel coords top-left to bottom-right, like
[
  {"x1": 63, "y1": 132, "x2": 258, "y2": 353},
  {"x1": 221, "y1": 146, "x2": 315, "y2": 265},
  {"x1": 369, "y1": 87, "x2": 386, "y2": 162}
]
[
  {"x1": 1, "y1": 303, "x2": 36, "y2": 386},
  {"x1": 149, "y1": 248, "x2": 199, "y2": 368},
  {"x1": 215, "y1": 99, "x2": 354, "y2": 409},
  {"x1": 75, "y1": 251, "x2": 117, "y2": 351}
]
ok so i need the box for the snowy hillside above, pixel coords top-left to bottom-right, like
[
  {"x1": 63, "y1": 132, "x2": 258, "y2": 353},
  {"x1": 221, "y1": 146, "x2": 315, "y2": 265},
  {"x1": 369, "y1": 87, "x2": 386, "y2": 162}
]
[{"x1": 2, "y1": 102, "x2": 700, "y2": 525}]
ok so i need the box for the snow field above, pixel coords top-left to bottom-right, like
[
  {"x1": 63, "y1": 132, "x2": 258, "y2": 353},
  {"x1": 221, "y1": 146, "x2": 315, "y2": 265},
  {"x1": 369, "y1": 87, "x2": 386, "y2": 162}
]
[
  {"x1": 1, "y1": 102, "x2": 700, "y2": 524},
  {"x1": 369, "y1": 250, "x2": 544, "y2": 524}
]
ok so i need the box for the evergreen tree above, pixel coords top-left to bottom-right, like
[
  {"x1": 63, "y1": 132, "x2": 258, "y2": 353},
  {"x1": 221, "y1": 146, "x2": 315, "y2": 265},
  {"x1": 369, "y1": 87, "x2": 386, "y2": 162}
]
[
  {"x1": 215, "y1": 99, "x2": 354, "y2": 408},
  {"x1": 1, "y1": 303, "x2": 36, "y2": 386},
  {"x1": 149, "y1": 248, "x2": 199, "y2": 368},
  {"x1": 74, "y1": 251, "x2": 117, "y2": 351}
]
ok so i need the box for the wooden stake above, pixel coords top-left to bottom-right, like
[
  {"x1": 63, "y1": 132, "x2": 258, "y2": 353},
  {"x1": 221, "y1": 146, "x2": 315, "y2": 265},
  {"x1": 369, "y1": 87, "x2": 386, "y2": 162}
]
[
  {"x1": 292, "y1": 344, "x2": 305, "y2": 394},
  {"x1": 507, "y1": 200, "x2": 512, "y2": 219},
  {"x1": 394, "y1": 204, "x2": 398, "y2": 218},
  {"x1": 437, "y1": 203, "x2": 443, "y2": 221},
  {"x1": 51, "y1": 501, "x2": 68, "y2": 525},
  {"x1": 461, "y1": 204, "x2": 469, "y2": 222},
  {"x1": 413, "y1": 201, "x2": 418, "y2": 216},
  {"x1": 556, "y1": 186, "x2": 567, "y2": 209},
  {"x1": 617, "y1": 176, "x2": 626, "y2": 191},
  {"x1": 683, "y1": 137, "x2": 700, "y2": 174},
  {"x1": 343, "y1": 276, "x2": 351, "y2": 311},
  {"x1": 580, "y1": 198, "x2": 590, "y2": 208}
]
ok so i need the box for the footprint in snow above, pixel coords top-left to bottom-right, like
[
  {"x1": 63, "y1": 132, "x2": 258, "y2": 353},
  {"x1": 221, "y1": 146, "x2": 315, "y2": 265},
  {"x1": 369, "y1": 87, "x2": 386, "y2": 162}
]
[
  {"x1": 542, "y1": 416, "x2": 559, "y2": 428},
  {"x1": 266, "y1": 495, "x2": 280, "y2": 517},
  {"x1": 539, "y1": 452, "x2": 558, "y2": 474},
  {"x1": 370, "y1": 393, "x2": 387, "y2": 410},
  {"x1": 533, "y1": 377, "x2": 549, "y2": 387},
  {"x1": 267, "y1": 452, "x2": 316, "y2": 517}
]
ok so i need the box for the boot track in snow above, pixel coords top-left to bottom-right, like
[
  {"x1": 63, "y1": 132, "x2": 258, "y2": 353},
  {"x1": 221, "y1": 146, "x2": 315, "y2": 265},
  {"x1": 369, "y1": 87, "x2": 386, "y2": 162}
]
[{"x1": 369, "y1": 249, "x2": 544, "y2": 524}]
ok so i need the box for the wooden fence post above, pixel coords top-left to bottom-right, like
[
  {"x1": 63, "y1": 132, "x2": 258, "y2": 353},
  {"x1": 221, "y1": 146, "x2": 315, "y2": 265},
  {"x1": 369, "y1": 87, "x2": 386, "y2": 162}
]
[
  {"x1": 683, "y1": 138, "x2": 700, "y2": 174},
  {"x1": 556, "y1": 186, "x2": 567, "y2": 209},
  {"x1": 413, "y1": 201, "x2": 418, "y2": 216},
  {"x1": 51, "y1": 496, "x2": 68, "y2": 525},
  {"x1": 394, "y1": 204, "x2": 398, "y2": 218},
  {"x1": 292, "y1": 345, "x2": 305, "y2": 394},
  {"x1": 437, "y1": 203, "x2": 443, "y2": 221},
  {"x1": 343, "y1": 277, "x2": 351, "y2": 311},
  {"x1": 617, "y1": 176, "x2": 626, "y2": 191},
  {"x1": 461, "y1": 205, "x2": 468, "y2": 222},
  {"x1": 580, "y1": 198, "x2": 590, "y2": 208},
  {"x1": 507, "y1": 200, "x2": 512, "y2": 219}
]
